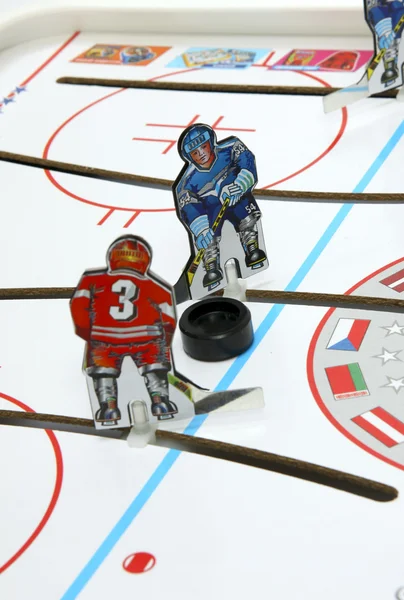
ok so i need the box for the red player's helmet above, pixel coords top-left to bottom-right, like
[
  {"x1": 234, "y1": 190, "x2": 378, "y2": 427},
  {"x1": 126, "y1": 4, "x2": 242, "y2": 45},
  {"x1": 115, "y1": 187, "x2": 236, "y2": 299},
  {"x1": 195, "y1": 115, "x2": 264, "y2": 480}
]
[{"x1": 107, "y1": 236, "x2": 152, "y2": 275}]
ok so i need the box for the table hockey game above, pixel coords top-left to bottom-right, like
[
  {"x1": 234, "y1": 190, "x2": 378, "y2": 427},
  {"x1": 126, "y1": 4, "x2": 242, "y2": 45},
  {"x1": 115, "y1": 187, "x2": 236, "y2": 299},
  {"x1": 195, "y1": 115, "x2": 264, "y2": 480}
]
[{"x1": 1, "y1": 7, "x2": 404, "y2": 599}]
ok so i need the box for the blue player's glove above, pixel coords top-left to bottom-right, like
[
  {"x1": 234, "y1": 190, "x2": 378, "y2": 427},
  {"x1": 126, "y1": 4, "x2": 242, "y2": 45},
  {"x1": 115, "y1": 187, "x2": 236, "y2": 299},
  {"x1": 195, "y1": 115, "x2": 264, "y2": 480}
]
[
  {"x1": 375, "y1": 18, "x2": 395, "y2": 49},
  {"x1": 220, "y1": 169, "x2": 256, "y2": 206},
  {"x1": 190, "y1": 215, "x2": 214, "y2": 250}
]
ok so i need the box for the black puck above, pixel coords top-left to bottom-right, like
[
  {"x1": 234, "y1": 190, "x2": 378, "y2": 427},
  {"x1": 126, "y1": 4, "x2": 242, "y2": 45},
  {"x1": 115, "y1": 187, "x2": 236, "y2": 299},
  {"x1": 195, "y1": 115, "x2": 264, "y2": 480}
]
[{"x1": 179, "y1": 297, "x2": 254, "y2": 362}]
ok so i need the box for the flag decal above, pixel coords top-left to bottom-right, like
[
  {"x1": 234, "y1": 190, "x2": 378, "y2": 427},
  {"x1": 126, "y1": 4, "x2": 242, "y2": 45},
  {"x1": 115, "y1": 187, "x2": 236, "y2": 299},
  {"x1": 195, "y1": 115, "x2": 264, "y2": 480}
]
[
  {"x1": 380, "y1": 268, "x2": 404, "y2": 293},
  {"x1": 325, "y1": 363, "x2": 369, "y2": 399},
  {"x1": 326, "y1": 318, "x2": 370, "y2": 351},
  {"x1": 352, "y1": 407, "x2": 404, "y2": 447}
]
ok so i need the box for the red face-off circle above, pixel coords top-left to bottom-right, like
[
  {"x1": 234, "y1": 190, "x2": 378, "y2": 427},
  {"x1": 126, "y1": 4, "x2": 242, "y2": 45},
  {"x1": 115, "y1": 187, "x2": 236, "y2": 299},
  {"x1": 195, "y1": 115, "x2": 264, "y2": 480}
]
[
  {"x1": 0, "y1": 393, "x2": 63, "y2": 574},
  {"x1": 122, "y1": 552, "x2": 156, "y2": 574}
]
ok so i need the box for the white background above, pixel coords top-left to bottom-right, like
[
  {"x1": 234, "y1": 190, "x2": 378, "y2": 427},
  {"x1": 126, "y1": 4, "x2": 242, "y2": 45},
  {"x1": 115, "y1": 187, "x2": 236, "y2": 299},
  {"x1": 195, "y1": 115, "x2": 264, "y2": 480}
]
[
  {"x1": 0, "y1": 0, "x2": 369, "y2": 41},
  {"x1": 0, "y1": 0, "x2": 364, "y2": 12}
]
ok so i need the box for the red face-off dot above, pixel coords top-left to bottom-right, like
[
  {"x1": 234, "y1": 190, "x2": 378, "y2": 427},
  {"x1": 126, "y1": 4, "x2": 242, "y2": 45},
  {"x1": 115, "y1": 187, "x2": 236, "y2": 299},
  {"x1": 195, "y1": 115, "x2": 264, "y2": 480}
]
[{"x1": 123, "y1": 552, "x2": 156, "y2": 574}]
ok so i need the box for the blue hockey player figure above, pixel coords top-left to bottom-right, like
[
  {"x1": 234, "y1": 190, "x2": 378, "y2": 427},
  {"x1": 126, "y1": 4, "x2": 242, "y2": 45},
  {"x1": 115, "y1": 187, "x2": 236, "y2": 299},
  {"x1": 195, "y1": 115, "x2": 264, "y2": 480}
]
[
  {"x1": 366, "y1": 0, "x2": 404, "y2": 85},
  {"x1": 173, "y1": 123, "x2": 268, "y2": 296}
]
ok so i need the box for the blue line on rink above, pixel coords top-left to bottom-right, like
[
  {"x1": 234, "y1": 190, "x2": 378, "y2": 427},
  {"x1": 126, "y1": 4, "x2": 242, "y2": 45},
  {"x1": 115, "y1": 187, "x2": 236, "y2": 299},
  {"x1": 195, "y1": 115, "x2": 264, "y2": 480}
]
[
  {"x1": 218, "y1": 119, "x2": 404, "y2": 390},
  {"x1": 340, "y1": 86, "x2": 369, "y2": 93},
  {"x1": 61, "y1": 120, "x2": 404, "y2": 599}
]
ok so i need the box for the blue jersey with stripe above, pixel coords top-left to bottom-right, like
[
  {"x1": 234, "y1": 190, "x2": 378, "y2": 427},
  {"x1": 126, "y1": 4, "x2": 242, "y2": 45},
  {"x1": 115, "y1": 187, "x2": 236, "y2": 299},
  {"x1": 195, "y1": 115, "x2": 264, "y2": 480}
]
[
  {"x1": 174, "y1": 137, "x2": 259, "y2": 232},
  {"x1": 368, "y1": 0, "x2": 404, "y2": 34}
]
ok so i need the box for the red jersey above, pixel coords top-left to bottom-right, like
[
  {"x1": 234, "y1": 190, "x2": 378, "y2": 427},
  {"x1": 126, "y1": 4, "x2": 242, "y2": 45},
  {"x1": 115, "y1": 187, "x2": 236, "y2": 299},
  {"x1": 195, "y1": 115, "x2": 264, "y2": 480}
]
[{"x1": 70, "y1": 268, "x2": 176, "y2": 345}]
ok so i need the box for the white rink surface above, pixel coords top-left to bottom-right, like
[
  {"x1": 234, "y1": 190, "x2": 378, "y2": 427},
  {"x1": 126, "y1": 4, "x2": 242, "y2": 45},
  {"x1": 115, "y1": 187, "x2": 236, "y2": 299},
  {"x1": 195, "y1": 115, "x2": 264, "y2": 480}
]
[{"x1": 1, "y1": 30, "x2": 404, "y2": 600}]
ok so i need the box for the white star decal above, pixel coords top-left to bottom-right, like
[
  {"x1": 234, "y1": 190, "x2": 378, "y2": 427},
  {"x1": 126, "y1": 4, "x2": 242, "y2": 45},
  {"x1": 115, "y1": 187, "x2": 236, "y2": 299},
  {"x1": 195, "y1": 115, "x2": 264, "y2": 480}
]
[
  {"x1": 382, "y1": 321, "x2": 404, "y2": 337},
  {"x1": 383, "y1": 376, "x2": 404, "y2": 394},
  {"x1": 374, "y1": 347, "x2": 402, "y2": 365}
]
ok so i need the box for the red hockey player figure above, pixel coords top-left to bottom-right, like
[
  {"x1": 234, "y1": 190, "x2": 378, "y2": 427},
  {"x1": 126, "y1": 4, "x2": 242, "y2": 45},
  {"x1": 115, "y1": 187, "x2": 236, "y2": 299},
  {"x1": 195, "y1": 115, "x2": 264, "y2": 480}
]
[{"x1": 70, "y1": 235, "x2": 178, "y2": 425}]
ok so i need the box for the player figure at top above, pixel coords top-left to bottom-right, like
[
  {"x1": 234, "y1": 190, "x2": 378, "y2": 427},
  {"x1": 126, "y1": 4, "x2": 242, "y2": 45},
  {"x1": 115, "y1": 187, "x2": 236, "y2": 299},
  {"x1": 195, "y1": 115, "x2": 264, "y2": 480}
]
[
  {"x1": 367, "y1": 0, "x2": 404, "y2": 85},
  {"x1": 70, "y1": 235, "x2": 178, "y2": 425},
  {"x1": 174, "y1": 123, "x2": 267, "y2": 290}
]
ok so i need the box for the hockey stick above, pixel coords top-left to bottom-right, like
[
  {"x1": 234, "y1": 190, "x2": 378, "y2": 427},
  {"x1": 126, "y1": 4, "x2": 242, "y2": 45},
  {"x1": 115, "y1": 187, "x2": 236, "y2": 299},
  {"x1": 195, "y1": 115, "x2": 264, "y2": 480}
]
[
  {"x1": 0, "y1": 408, "x2": 397, "y2": 502},
  {"x1": 186, "y1": 195, "x2": 231, "y2": 287},
  {"x1": 4, "y1": 286, "x2": 404, "y2": 314},
  {"x1": 56, "y1": 76, "x2": 398, "y2": 98},
  {"x1": 2, "y1": 151, "x2": 404, "y2": 202},
  {"x1": 173, "y1": 195, "x2": 230, "y2": 304}
]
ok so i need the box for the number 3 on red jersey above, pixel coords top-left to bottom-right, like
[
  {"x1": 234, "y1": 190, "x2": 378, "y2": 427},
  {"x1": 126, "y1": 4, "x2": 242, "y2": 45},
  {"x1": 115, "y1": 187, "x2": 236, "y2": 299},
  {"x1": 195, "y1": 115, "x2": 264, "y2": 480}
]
[{"x1": 109, "y1": 279, "x2": 139, "y2": 321}]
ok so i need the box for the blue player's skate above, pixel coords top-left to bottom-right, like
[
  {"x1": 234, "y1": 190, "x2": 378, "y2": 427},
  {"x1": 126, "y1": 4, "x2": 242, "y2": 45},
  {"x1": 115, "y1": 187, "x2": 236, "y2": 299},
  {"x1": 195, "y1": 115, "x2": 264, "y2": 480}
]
[
  {"x1": 240, "y1": 224, "x2": 267, "y2": 270},
  {"x1": 381, "y1": 44, "x2": 399, "y2": 84},
  {"x1": 202, "y1": 238, "x2": 223, "y2": 290}
]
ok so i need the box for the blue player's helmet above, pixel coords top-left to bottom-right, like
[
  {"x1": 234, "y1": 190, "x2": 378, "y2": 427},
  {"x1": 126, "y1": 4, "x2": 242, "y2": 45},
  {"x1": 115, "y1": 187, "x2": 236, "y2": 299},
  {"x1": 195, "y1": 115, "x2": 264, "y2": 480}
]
[{"x1": 179, "y1": 124, "x2": 217, "y2": 164}]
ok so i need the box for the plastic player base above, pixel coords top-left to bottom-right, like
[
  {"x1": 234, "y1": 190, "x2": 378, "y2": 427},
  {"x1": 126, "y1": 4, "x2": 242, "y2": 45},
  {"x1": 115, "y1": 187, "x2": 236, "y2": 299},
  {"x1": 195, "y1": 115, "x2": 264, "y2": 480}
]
[
  {"x1": 179, "y1": 297, "x2": 254, "y2": 362},
  {"x1": 127, "y1": 400, "x2": 156, "y2": 448}
]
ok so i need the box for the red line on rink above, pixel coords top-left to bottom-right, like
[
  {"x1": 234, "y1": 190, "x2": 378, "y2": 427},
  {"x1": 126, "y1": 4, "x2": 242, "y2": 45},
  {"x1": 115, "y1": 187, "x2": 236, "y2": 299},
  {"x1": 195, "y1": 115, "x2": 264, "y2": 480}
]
[
  {"x1": 211, "y1": 115, "x2": 255, "y2": 132},
  {"x1": 252, "y1": 51, "x2": 275, "y2": 68},
  {"x1": 134, "y1": 114, "x2": 200, "y2": 153},
  {"x1": 263, "y1": 51, "x2": 275, "y2": 66},
  {"x1": 133, "y1": 135, "x2": 178, "y2": 140},
  {"x1": 131, "y1": 137, "x2": 177, "y2": 154},
  {"x1": 0, "y1": 33, "x2": 74, "y2": 569},
  {"x1": 43, "y1": 88, "x2": 128, "y2": 208},
  {"x1": 149, "y1": 68, "x2": 200, "y2": 82},
  {"x1": 262, "y1": 71, "x2": 348, "y2": 189},
  {"x1": 21, "y1": 31, "x2": 80, "y2": 87},
  {"x1": 43, "y1": 87, "x2": 126, "y2": 161},
  {"x1": 145, "y1": 114, "x2": 200, "y2": 128},
  {"x1": 123, "y1": 211, "x2": 140, "y2": 228},
  {"x1": 137, "y1": 115, "x2": 255, "y2": 153},
  {"x1": 162, "y1": 140, "x2": 177, "y2": 154},
  {"x1": 0, "y1": 393, "x2": 63, "y2": 574},
  {"x1": 97, "y1": 208, "x2": 115, "y2": 226}
]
